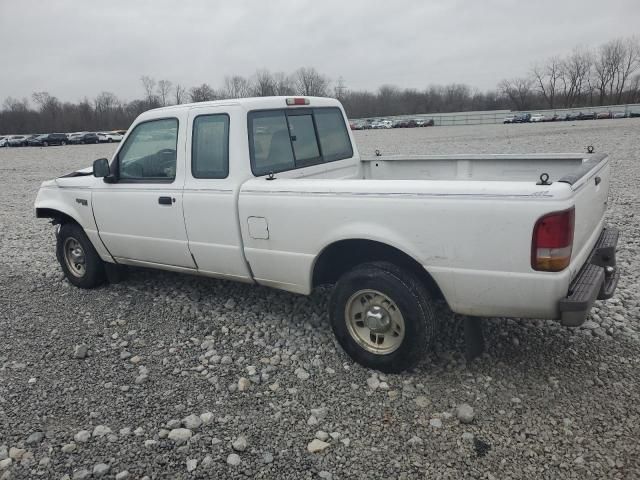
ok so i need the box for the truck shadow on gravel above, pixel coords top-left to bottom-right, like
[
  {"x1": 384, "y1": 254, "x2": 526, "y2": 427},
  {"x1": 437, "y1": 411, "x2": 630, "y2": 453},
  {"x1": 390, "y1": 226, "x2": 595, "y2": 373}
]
[{"x1": 114, "y1": 266, "x2": 613, "y2": 380}]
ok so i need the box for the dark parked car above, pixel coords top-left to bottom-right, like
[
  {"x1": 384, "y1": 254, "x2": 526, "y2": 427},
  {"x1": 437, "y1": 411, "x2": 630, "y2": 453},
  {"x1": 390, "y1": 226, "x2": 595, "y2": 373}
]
[
  {"x1": 71, "y1": 132, "x2": 99, "y2": 144},
  {"x1": 629, "y1": 111, "x2": 640, "y2": 118},
  {"x1": 27, "y1": 133, "x2": 68, "y2": 146}
]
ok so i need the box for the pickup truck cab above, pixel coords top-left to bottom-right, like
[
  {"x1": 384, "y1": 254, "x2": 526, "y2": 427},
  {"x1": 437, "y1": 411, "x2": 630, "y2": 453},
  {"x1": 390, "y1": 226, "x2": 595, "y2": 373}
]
[{"x1": 35, "y1": 96, "x2": 620, "y2": 372}]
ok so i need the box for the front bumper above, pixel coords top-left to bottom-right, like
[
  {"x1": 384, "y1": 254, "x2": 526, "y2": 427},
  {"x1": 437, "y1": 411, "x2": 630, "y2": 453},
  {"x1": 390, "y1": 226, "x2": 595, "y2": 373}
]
[{"x1": 559, "y1": 227, "x2": 620, "y2": 326}]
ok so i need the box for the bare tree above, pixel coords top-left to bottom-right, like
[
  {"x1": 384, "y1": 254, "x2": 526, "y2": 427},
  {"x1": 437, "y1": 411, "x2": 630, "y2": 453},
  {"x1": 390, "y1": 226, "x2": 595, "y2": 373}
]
[
  {"x1": 614, "y1": 36, "x2": 640, "y2": 103},
  {"x1": 334, "y1": 76, "x2": 347, "y2": 100},
  {"x1": 157, "y1": 79, "x2": 173, "y2": 106},
  {"x1": 3, "y1": 97, "x2": 29, "y2": 112},
  {"x1": 222, "y1": 75, "x2": 252, "y2": 99},
  {"x1": 533, "y1": 57, "x2": 562, "y2": 108},
  {"x1": 174, "y1": 84, "x2": 186, "y2": 104},
  {"x1": 252, "y1": 69, "x2": 275, "y2": 97},
  {"x1": 189, "y1": 83, "x2": 217, "y2": 103},
  {"x1": 294, "y1": 67, "x2": 330, "y2": 96},
  {"x1": 140, "y1": 75, "x2": 158, "y2": 105},
  {"x1": 498, "y1": 77, "x2": 534, "y2": 110},
  {"x1": 559, "y1": 49, "x2": 592, "y2": 107},
  {"x1": 272, "y1": 72, "x2": 295, "y2": 95}
]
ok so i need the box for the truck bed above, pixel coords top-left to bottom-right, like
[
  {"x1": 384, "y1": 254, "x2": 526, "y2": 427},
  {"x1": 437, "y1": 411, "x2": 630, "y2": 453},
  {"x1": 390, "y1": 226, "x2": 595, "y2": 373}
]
[{"x1": 360, "y1": 153, "x2": 598, "y2": 183}]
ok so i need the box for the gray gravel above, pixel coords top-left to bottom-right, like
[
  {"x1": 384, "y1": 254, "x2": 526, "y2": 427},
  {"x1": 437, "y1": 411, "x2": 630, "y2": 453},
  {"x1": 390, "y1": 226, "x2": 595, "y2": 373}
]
[{"x1": 1, "y1": 120, "x2": 639, "y2": 479}]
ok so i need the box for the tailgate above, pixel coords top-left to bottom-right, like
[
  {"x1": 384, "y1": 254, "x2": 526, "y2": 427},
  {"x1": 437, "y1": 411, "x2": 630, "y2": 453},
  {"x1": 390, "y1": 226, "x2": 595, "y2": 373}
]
[{"x1": 560, "y1": 153, "x2": 611, "y2": 276}]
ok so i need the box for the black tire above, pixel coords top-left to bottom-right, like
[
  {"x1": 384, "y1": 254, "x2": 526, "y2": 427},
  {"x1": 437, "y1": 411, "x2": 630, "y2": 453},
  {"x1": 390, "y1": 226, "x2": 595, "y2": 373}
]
[
  {"x1": 61, "y1": 140, "x2": 66, "y2": 146},
  {"x1": 43, "y1": 141, "x2": 49, "y2": 147},
  {"x1": 56, "y1": 223, "x2": 106, "y2": 289},
  {"x1": 329, "y1": 261, "x2": 436, "y2": 373},
  {"x1": 107, "y1": 138, "x2": 113, "y2": 143}
]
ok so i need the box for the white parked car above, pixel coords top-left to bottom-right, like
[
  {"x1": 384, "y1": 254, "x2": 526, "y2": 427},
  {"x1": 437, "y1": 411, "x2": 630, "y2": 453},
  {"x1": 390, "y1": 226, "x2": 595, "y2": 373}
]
[
  {"x1": 530, "y1": 114, "x2": 546, "y2": 122},
  {"x1": 7, "y1": 135, "x2": 29, "y2": 146},
  {"x1": 34, "y1": 96, "x2": 620, "y2": 372},
  {"x1": 503, "y1": 115, "x2": 515, "y2": 124},
  {"x1": 97, "y1": 132, "x2": 124, "y2": 143},
  {"x1": 0, "y1": 136, "x2": 8, "y2": 147}
]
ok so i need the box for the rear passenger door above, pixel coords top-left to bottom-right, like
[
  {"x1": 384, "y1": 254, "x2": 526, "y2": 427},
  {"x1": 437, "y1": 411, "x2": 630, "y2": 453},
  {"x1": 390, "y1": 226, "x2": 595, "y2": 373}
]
[{"x1": 182, "y1": 106, "x2": 253, "y2": 281}]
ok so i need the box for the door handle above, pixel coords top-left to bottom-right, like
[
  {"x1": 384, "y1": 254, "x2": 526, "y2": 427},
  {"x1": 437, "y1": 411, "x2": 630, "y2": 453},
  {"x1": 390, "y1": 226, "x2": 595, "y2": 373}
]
[{"x1": 158, "y1": 196, "x2": 174, "y2": 205}]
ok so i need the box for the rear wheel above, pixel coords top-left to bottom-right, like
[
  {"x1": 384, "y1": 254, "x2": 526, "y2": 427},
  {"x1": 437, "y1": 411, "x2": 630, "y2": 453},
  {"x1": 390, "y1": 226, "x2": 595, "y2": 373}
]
[
  {"x1": 43, "y1": 141, "x2": 49, "y2": 147},
  {"x1": 330, "y1": 262, "x2": 436, "y2": 373},
  {"x1": 56, "y1": 223, "x2": 105, "y2": 289}
]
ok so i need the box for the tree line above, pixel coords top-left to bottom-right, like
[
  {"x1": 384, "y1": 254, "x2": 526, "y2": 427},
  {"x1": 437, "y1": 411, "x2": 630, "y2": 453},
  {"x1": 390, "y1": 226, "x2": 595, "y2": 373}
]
[{"x1": 1, "y1": 36, "x2": 638, "y2": 134}]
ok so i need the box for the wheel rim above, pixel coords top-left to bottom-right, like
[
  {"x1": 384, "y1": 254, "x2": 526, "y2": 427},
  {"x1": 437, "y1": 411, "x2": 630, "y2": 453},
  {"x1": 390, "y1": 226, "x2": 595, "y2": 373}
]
[
  {"x1": 345, "y1": 289, "x2": 405, "y2": 354},
  {"x1": 63, "y1": 237, "x2": 86, "y2": 278}
]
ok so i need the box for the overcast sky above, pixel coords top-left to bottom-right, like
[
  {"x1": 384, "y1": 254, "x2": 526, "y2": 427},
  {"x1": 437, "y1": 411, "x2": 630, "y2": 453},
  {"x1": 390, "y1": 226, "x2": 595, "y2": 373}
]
[{"x1": 1, "y1": 0, "x2": 638, "y2": 104}]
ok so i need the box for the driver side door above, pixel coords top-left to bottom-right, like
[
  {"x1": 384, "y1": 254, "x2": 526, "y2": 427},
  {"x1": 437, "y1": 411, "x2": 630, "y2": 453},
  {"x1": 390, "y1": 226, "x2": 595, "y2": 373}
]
[{"x1": 92, "y1": 116, "x2": 196, "y2": 269}]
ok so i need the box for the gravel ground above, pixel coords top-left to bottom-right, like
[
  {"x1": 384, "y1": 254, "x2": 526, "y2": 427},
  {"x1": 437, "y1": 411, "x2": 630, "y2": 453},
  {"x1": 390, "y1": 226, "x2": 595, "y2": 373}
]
[{"x1": 1, "y1": 119, "x2": 639, "y2": 479}]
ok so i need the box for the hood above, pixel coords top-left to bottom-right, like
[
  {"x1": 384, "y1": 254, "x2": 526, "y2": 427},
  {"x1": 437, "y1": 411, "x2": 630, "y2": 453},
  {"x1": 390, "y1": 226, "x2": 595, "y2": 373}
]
[{"x1": 58, "y1": 166, "x2": 93, "y2": 178}]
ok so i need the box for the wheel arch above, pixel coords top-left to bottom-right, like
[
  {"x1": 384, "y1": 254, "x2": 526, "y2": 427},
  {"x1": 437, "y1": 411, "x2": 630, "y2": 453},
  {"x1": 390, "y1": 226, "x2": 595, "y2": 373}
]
[
  {"x1": 36, "y1": 207, "x2": 80, "y2": 225},
  {"x1": 312, "y1": 238, "x2": 444, "y2": 300}
]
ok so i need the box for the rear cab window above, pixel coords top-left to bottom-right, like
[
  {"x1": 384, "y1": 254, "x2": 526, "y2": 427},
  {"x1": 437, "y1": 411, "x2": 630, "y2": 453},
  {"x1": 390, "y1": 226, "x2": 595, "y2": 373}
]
[{"x1": 248, "y1": 107, "x2": 353, "y2": 176}]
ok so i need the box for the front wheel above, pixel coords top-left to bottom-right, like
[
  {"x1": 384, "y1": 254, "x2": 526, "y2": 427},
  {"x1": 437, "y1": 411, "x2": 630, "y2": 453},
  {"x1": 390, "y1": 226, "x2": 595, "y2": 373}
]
[
  {"x1": 330, "y1": 262, "x2": 436, "y2": 373},
  {"x1": 56, "y1": 223, "x2": 106, "y2": 288}
]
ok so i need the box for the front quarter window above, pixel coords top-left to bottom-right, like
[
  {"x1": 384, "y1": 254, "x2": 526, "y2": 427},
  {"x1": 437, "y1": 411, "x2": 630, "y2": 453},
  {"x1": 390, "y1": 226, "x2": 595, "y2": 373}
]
[{"x1": 118, "y1": 118, "x2": 178, "y2": 181}]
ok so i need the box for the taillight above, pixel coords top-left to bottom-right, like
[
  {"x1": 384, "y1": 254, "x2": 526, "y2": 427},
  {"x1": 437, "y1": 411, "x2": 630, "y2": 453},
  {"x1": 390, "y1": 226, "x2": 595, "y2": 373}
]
[
  {"x1": 531, "y1": 207, "x2": 575, "y2": 271},
  {"x1": 286, "y1": 97, "x2": 310, "y2": 106}
]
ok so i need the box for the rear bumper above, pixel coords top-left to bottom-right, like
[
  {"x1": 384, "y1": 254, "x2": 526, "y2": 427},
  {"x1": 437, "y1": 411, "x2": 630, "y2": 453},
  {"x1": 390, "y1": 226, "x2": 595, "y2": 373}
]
[{"x1": 559, "y1": 227, "x2": 620, "y2": 326}]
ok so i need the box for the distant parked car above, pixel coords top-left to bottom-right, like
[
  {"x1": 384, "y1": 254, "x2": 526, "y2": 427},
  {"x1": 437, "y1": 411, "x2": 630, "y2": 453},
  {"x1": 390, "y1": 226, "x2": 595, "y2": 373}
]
[
  {"x1": 77, "y1": 132, "x2": 100, "y2": 144},
  {"x1": 7, "y1": 135, "x2": 30, "y2": 147},
  {"x1": 543, "y1": 114, "x2": 560, "y2": 122},
  {"x1": 67, "y1": 132, "x2": 86, "y2": 144},
  {"x1": 0, "y1": 136, "x2": 7, "y2": 147},
  {"x1": 503, "y1": 115, "x2": 515, "y2": 124},
  {"x1": 629, "y1": 111, "x2": 640, "y2": 118},
  {"x1": 577, "y1": 112, "x2": 596, "y2": 120},
  {"x1": 612, "y1": 112, "x2": 626, "y2": 119},
  {"x1": 596, "y1": 112, "x2": 612, "y2": 120},
  {"x1": 513, "y1": 113, "x2": 531, "y2": 123},
  {"x1": 97, "y1": 132, "x2": 123, "y2": 143},
  {"x1": 530, "y1": 114, "x2": 545, "y2": 123},
  {"x1": 415, "y1": 119, "x2": 434, "y2": 127},
  {"x1": 28, "y1": 133, "x2": 69, "y2": 146}
]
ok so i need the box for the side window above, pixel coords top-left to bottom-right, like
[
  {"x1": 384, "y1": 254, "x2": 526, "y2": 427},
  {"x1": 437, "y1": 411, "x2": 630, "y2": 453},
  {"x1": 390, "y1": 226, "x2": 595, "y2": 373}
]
[
  {"x1": 248, "y1": 107, "x2": 352, "y2": 176},
  {"x1": 192, "y1": 114, "x2": 229, "y2": 179},
  {"x1": 249, "y1": 110, "x2": 295, "y2": 176},
  {"x1": 314, "y1": 108, "x2": 353, "y2": 162},
  {"x1": 118, "y1": 118, "x2": 178, "y2": 181},
  {"x1": 287, "y1": 113, "x2": 320, "y2": 166}
]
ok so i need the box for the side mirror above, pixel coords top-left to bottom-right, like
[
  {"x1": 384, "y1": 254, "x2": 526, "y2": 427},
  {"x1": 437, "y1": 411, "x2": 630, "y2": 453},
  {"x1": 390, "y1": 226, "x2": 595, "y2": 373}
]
[{"x1": 93, "y1": 158, "x2": 110, "y2": 178}]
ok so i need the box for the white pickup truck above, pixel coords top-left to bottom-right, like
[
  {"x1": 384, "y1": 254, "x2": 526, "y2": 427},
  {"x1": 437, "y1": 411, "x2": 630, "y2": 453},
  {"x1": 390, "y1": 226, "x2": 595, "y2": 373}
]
[{"x1": 35, "y1": 96, "x2": 619, "y2": 372}]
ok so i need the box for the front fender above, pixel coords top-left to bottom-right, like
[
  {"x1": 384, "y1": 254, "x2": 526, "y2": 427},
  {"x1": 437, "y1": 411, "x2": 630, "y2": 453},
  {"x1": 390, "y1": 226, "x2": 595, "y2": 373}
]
[{"x1": 35, "y1": 185, "x2": 113, "y2": 262}]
